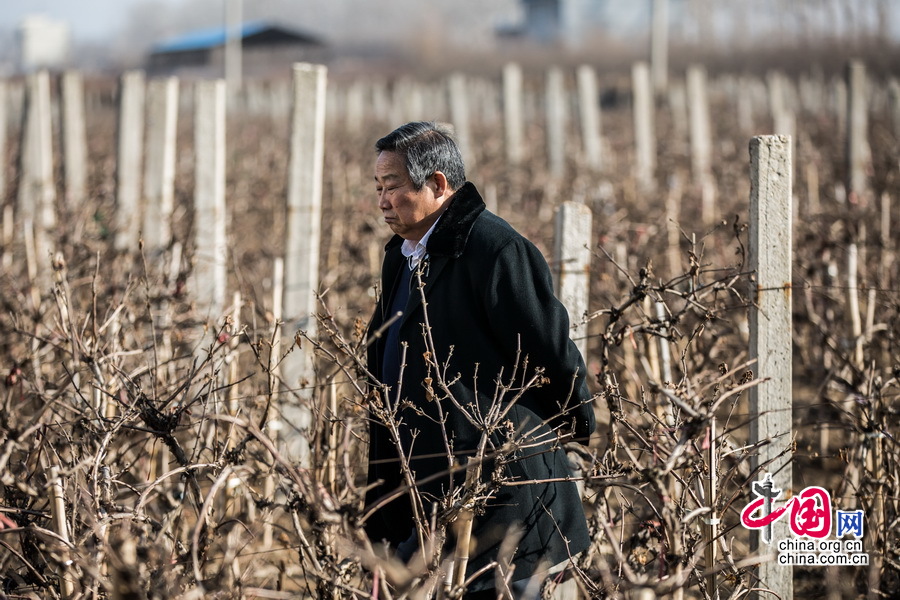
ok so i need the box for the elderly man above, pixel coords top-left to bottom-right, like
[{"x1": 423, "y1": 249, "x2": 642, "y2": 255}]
[{"x1": 364, "y1": 121, "x2": 595, "y2": 598}]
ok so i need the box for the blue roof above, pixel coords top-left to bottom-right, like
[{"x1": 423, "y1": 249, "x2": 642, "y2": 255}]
[{"x1": 152, "y1": 21, "x2": 302, "y2": 53}]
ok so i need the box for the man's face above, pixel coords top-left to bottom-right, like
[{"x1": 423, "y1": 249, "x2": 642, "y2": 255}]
[{"x1": 374, "y1": 151, "x2": 444, "y2": 242}]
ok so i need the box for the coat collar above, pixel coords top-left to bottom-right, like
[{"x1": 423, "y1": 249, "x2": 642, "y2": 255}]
[{"x1": 383, "y1": 182, "x2": 485, "y2": 258}]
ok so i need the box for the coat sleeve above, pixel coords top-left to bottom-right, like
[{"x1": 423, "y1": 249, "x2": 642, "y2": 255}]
[{"x1": 481, "y1": 236, "x2": 595, "y2": 441}]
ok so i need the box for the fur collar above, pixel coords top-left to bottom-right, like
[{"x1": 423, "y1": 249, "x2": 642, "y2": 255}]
[{"x1": 384, "y1": 182, "x2": 485, "y2": 258}]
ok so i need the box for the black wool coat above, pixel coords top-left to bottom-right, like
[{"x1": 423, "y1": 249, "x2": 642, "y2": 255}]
[{"x1": 364, "y1": 182, "x2": 595, "y2": 590}]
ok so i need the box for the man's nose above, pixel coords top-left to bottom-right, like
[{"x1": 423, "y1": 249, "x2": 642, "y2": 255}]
[{"x1": 378, "y1": 192, "x2": 391, "y2": 210}]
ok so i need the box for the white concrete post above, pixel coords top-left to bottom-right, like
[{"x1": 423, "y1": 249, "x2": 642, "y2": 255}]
[
  {"x1": 665, "y1": 174, "x2": 683, "y2": 278},
  {"x1": 61, "y1": 71, "x2": 87, "y2": 206},
  {"x1": 687, "y1": 65, "x2": 715, "y2": 223},
  {"x1": 448, "y1": 73, "x2": 473, "y2": 169},
  {"x1": 553, "y1": 202, "x2": 592, "y2": 360},
  {"x1": 748, "y1": 135, "x2": 793, "y2": 600},
  {"x1": 193, "y1": 80, "x2": 228, "y2": 321},
  {"x1": 632, "y1": 62, "x2": 656, "y2": 192},
  {"x1": 282, "y1": 63, "x2": 327, "y2": 461},
  {"x1": 115, "y1": 71, "x2": 145, "y2": 251},
  {"x1": 687, "y1": 65, "x2": 711, "y2": 183},
  {"x1": 847, "y1": 61, "x2": 871, "y2": 205},
  {"x1": 651, "y1": 0, "x2": 669, "y2": 95},
  {"x1": 18, "y1": 69, "x2": 55, "y2": 273},
  {"x1": 546, "y1": 66, "x2": 566, "y2": 178},
  {"x1": 503, "y1": 62, "x2": 524, "y2": 166},
  {"x1": 142, "y1": 77, "x2": 179, "y2": 254},
  {"x1": 552, "y1": 200, "x2": 592, "y2": 600},
  {"x1": 576, "y1": 64, "x2": 602, "y2": 171}
]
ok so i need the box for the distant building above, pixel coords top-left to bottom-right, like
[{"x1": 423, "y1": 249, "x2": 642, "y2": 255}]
[
  {"x1": 498, "y1": 0, "x2": 684, "y2": 47},
  {"x1": 496, "y1": 0, "x2": 607, "y2": 45},
  {"x1": 147, "y1": 21, "x2": 327, "y2": 78},
  {"x1": 17, "y1": 15, "x2": 71, "y2": 72}
]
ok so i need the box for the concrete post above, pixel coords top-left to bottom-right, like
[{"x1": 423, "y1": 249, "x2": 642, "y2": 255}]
[
  {"x1": 193, "y1": 80, "x2": 228, "y2": 321},
  {"x1": 115, "y1": 71, "x2": 145, "y2": 251},
  {"x1": 665, "y1": 173, "x2": 683, "y2": 279},
  {"x1": 846, "y1": 61, "x2": 871, "y2": 205},
  {"x1": 18, "y1": 69, "x2": 55, "y2": 274},
  {"x1": 61, "y1": 71, "x2": 88, "y2": 207},
  {"x1": 546, "y1": 66, "x2": 566, "y2": 178},
  {"x1": 632, "y1": 62, "x2": 656, "y2": 192},
  {"x1": 142, "y1": 77, "x2": 179, "y2": 255},
  {"x1": 687, "y1": 65, "x2": 711, "y2": 183},
  {"x1": 576, "y1": 64, "x2": 602, "y2": 171},
  {"x1": 553, "y1": 202, "x2": 592, "y2": 360},
  {"x1": 748, "y1": 135, "x2": 793, "y2": 600},
  {"x1": 503, "y1": 63, "x2": 524, "y2": 166},
  {"x1": 687, "y1": 65, "x2": 715, "y2": 223},
  {"x1": 282, "y1": 63, "x2": 327, "y2": 462}
]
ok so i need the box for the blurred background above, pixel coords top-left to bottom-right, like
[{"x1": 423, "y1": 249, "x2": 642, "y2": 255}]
[{"x1": 2, "y1": 0, "x2": 899, "y2": 79}]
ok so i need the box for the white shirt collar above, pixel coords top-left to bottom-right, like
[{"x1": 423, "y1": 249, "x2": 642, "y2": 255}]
[{"x1": 401, "y1": 215, "x2": 441, "y2": 267}]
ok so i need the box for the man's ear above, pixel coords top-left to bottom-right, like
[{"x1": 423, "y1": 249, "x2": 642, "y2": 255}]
[{"x1": 430, "y1": 170, "x2": 451, "y2": 198}]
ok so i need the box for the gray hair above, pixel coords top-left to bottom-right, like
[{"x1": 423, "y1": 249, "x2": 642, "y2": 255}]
[{"x1": 375, "y1": 121, "x2": 466, "y2": 191}]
